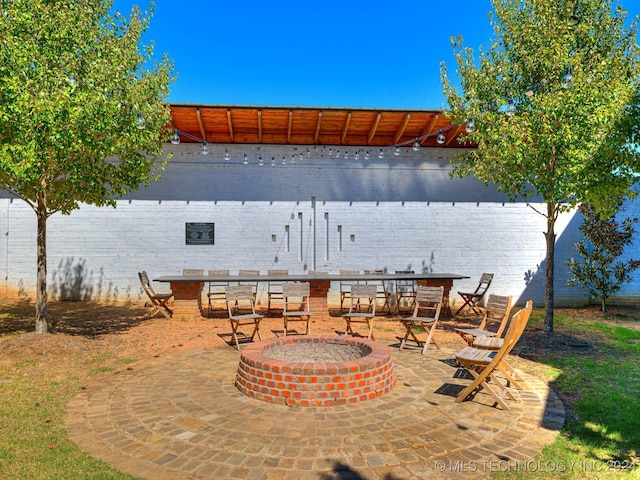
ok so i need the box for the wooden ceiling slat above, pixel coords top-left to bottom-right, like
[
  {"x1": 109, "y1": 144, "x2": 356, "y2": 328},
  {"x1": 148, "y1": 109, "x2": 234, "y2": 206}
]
[
  {"x1": 227, "y1": 109, "x2": 234, "y2": 142},
  {"x1": 195, "y1": 108, "x2": 207, "y2": 142},
  {"x1": 314, "y1": 111, "x2": 322, "y2": 144},
  {"x1": 445, "y1": 125, "x2": 462, "y2": 146},
  {"x1": 257, "y1": 110, "x2": 263, "y2": 143},
  {"x1": 341, "y1": 112, "x2": 352, "y2": 145},
  {"x1": 367, "y1": 113, "x2": 382, "y2": 145},
  {"x1": 287, "y1": 110, "x2": 293, "y2": 144},
  {"x1": 393, "y1": 113, "x2": 411, "y2": 145},
  {"x1": 419, "y1": 114, "x2": 439, "y2": 145}
]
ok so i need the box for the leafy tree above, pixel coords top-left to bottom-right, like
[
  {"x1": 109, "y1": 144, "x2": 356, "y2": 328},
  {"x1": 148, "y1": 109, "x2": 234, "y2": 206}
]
[
  {"x1": 0, "y1": 0, "x2": 174, "y2": 334},
  {"x1": 441, "y1": 0, "x2": 640, "y2": 332},
  {"x1": 567, "y1": 203, "x2": 640, "y2": 312}
]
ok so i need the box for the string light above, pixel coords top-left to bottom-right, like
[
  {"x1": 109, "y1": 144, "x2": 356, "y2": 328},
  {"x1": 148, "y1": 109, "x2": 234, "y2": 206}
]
[{"x1": 167, "y1": 122, "x2": 463, "y2": 163}]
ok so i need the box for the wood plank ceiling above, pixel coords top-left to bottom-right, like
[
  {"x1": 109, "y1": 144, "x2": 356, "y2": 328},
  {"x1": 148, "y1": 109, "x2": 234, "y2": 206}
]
[{"x1": 169, "y1": 104, "x2": 473, "y2": 148}]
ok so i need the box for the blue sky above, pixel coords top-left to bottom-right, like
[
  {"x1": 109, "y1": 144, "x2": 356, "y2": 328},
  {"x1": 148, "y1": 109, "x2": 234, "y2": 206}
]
[{"x1": 112, "y1": 0, "x2": 639, "y2": 110}]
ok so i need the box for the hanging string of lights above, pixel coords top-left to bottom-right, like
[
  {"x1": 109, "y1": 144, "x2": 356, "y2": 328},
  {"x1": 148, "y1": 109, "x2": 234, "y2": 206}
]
[{"x1": 169, "y1": 118, "x2": 474, "y2": 164}]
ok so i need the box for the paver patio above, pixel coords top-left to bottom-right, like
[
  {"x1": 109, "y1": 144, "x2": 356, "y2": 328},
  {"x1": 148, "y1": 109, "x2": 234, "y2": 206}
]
[{"x1": 65, "y1": 319, "x2": 564, "y2": 480}]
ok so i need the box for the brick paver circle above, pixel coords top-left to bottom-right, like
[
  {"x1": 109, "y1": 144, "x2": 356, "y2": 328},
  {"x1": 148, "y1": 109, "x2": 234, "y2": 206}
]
[{"x1": 66, "y1": 346, "x2": 564, "y2": 479}]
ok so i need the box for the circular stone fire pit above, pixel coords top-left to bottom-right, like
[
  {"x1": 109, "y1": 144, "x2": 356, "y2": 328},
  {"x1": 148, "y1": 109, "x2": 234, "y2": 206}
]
[{"x1": 236, "y1": 335, "x2": 396, "y2": 407}]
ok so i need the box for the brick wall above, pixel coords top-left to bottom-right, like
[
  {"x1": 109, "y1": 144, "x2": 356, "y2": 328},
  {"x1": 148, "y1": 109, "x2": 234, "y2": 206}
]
[{"x1": 1, "y1": 142, "x2": 638, "y2": 307}]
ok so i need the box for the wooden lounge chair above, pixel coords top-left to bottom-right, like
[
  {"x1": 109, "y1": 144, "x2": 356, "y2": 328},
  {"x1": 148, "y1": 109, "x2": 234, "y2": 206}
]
[
  {"x1": 138, "y1": 271, "x2": 173, "y2": 319},
  {"x1": 472, "y1": 300, "x2": 533, "y2": 390},
  {"x1": 454, "y1": 302, "x2": 532, "y2": 410},
  {"x1": 399, "y1": 286, "x2": 444, "y2": 354},
  {"x1": 225, "y1": 285, "x2": 263, "y2": 350},
  {"x1": 282, "y1": 282, "x2": 312, "y2": 336},
  {"x1": 454, "y1": 294, "x2": 513, "y2": 345},
  {"x1": 455, "y1": 272, "x2": 494, "y2": 315},
  {"x1": 342, "y1": 284, "x2": 377, "y2": 339}
]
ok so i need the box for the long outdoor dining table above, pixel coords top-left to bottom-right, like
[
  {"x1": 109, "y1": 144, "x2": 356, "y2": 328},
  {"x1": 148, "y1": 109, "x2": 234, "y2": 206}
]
[{"x1": 154, "y1": 272, "x2": 470, "y2": 321}]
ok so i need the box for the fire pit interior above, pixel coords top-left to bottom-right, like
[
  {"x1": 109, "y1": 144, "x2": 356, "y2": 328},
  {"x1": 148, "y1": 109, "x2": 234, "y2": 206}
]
[{"x1": 236, "y1": 335, "x2": 396, "y2": 407}]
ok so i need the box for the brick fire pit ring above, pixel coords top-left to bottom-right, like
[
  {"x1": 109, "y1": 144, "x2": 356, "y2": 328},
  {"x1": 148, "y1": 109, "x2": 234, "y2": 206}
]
[{"x1": 235, "y1": 335, "x2": 396, "y2": 407}]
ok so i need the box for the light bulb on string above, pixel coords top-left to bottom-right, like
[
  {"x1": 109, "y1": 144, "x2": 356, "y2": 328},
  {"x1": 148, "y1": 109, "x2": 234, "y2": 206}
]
[
  {"x1": 291, "y1": 154, "x2": 296, "y2": 164},
  {"x1": 271, "y1": 157, "x2": 276, "y2": 167},
  {"x1": 378, "y1": 148, "x2": 384, "y2": 159},
  {"x1": 465, "y1": 118, "x2": 475, "y2": 133},
  {"x1": 243, "y1": 153, "x2": 249, "y2": 165},
  {"x1": 201, "y1": 141, "x2": 209, "y2": 155},
  {"x1": 258, "y1": 156, "x2": 264, "y2": 166},
  {"x1": 436, "y1": 130, "x2": 446, "y2": 144},
  {"x1": 282, "y1": 156, "x2": 286, "y2": 165},
  {"x1": 364, "y1": 150, "x2": 370, "y2": 160},
  {"x1": 171, "y1": 129, "x2": 181, "y2": 145},
  {"x1": 136, "y1": 112, "x2": 146, "y2": 130},
  {"x1": 394, "y1": 145, "x2": 401, "y2": 156},
  {"x1": 412, "y1": 139, "x2": 420, "y2": 151},
  {"x1": 561, "y1": 67, "x2": 574, "y2": 88},
  {"x1": 344, "y1": 151, "x2": 349, "y2": 159},
  {"x1": 354, "y1": 151, "x2": 359, "y2": 160},
  {"x1": 223, "y1": 148, "x2": 231, "y2": 161}
]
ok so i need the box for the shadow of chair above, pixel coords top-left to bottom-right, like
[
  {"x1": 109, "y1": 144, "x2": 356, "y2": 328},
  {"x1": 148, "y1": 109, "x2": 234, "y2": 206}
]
[
  {"x1": 138, "y1": 271, "x2": 173, "y2": 319},
  {"x1": 398, "y1": 286, "x2": 444, "y2": 354},
  {"x1": 282, "y1": 282, "x2": 312, "y2": 336}
]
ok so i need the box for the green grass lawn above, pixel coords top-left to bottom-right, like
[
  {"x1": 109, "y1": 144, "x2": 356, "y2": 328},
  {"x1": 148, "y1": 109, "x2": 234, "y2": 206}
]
[{"x1": 496, "y1": 309, "x2": 640, "y2": 479}]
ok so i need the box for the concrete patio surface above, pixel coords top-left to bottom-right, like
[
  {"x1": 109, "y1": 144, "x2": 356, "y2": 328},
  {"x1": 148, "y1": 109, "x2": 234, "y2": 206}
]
[{"x1": 65, "y1": 316, "x2": 565, "y2": 480}]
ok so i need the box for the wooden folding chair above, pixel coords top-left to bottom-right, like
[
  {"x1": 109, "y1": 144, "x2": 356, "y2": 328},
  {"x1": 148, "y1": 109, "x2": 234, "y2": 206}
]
[
  {"x1": 339, "y1": 270, "x2": 361, "y2": 313},
  {"x1": 238, "y1": 269, "x2": 259, "y2": 300},
  {"x1": 138, "y1": 271, "x2": 173, "y2": 319},
  {"x1": 399, "y1": 286, "x2": 444, "y2": 354},
  {"x1": 225, "y1": 285, "x2": 263, "y2": 350},
  {"x1": 394, "y1": 270, "x2": 417, "y2": 314},
  {"x1": 267, "y1": 269, "x2": 288, "y2": 315},
  {"x1": 472, "y1": 300, "x2": 533, "y2": 390},
  {"x1": 342, "y1": 284, "x2": 377, "y2": 339},
  {"x1": 207, "y1": 269, "x2": 230, "y2": 316},
  {"x1": 455, "y1": 273, "x2": 494, "y2": 315},
  {"x1": 454, "y1": 294, "x2": 512, "y2": 345},
  {"x1": 454, "y1": 302, "x2": 532, "y2": 410},
  {"x1": 282, "y1": 282, "x2": 312, "y2": 336},
  {"x1": 182, "y1": 269, "x2": 204, "y2": 276},
  {"x1": 364, "y1": 269, "x2": 392, "y2": 314}
]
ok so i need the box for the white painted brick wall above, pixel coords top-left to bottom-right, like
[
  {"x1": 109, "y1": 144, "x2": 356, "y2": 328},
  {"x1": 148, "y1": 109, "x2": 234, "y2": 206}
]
[{"x1": 1, "y1": 143, "x2": 637, "y2": 307}]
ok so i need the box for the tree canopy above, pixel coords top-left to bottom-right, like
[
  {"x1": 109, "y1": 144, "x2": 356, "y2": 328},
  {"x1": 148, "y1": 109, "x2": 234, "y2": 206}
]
[
  {"x1": 0, "y1": 0, "x2": 174, "y2": 333},
  {"x1": 441, "y1": 0, "x2": 640, "y2": 331}
]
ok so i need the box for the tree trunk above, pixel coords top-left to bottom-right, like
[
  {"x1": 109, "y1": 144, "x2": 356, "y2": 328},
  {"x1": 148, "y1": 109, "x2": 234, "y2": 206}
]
[
  {"x1": 544, "y1": 203, "x2": 556, "y2": 333},
  {"x1": 35, "y1": 202, "x2": 48, "y2": 334}
]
